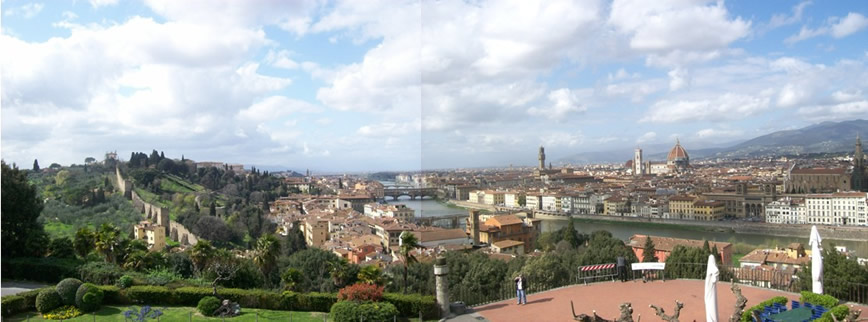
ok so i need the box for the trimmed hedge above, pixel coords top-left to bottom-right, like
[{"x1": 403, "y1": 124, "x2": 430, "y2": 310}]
[
  {"x1": 800, "y1": 291, "x2": 839, "y2": 308},
  {"x1": 0, "y1": 257, "x2": 82, "y2": 283},
  {"x1": 35, "y1": 288, "x2": 62, "y2": 313},
  {"x1": 74, "y1": 283, "x2": 104, "y2": 312},
  {"x1": 383, "y1": 293, "x2": 438, "y2": 319},
  {"x1": 2, "y1": 285, "x2": 437, "y2": 318},
  {"x1": 741, "y1": 296, "x2": 788, "y2": 322},
  {"x1": 330, "y1": 301, "x2": 399, "y2": 322},
  {"x1": 1, "y1": 287, "x2": 52, "y2": 317},
  {"x1": 817, "y1": 304, "x2": 849, "y2": 322},
  {"x1": 56, "y1": 278, "x2": 83, "y2": 306},
  {"x1": 197, "y1": 296, "x2": 221, "y2": 317},
  {"x1": 78, "y1": 262, "x2": 123, "y2": 285}
]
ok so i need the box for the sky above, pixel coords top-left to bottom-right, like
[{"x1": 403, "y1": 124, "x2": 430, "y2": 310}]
[{"x1": 2, "y1": 0, "x2": 868, "y2": 172}]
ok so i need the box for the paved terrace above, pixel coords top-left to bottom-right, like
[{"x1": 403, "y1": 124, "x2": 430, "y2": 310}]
[{"x1": 470, "y1": 280, "x2": 868, "y2": 322}]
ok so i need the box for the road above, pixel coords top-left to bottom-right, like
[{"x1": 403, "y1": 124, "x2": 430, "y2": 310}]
[{"x1": 1, "y1": 281, "x2": 47, "y2": 296}]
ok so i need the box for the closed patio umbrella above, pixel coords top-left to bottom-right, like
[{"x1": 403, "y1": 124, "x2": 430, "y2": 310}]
[
  {"x1": 705, "y1": 254, "x2": 719, "y2": 322},
  {"x1": 809, "y1": 225, "x2": 823, "y2": 294}
]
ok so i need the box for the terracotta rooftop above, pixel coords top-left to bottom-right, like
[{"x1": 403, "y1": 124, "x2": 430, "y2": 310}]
[
  {"x1": 491, "y1": 239, "x2": 525, "y2": 248},
  {"x1": 627, "y1": 234, "x2": 731, "y2": 252},
  {"x1": 486, "y1": 214, "x2": 524, "y2": 227}
]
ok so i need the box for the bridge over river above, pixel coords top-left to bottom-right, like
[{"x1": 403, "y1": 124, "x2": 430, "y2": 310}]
[{"x1": 383, "y1": 187, "x2": 439, "y2": 200}]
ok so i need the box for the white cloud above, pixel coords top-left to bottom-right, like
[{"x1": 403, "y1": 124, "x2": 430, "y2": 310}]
[
  {"x1": 265, "y1": 50, "x2": 299, "y2": 70},
  {"x1": 831, "y1": 12, "x2": 868, "y2": 38},
  {"x1": 668, "y1": 67, "x2": 689, "y2": 91},
  {"x1": 609, "y1": 0, "x2": 750, "y2": 52},
  {"x1": 798, "y1": 100, "x2": 868, "y2": 122},
  {"x1": 4, "y1": 3, "x2": 43, "y2": 18},
  {"x1": 766, "y1": 1, "x2": 811, "y2": 30},
  {"x1": 696, "y1": 128, "x2": 743, "y2": 139},
  {"x1": 89, "y1": 0, "x2": 118, "y2": 9},
  {"x1": 636, "y1": 132, "x2": 657, "y2": 144},
  {"x1": 642, "y1": 93, "x2": 772, "y2": 123},
  {"x1": 236, "y1": 96, "x2": 320, "y2": 123},
  {"x1": 357, "y1": 121, "x2": 421, "y2": 137},
  {"x1": 786, "y1": 12, "x2": 868, "y2": 44},
  {"x1": 527, "y1": 88, "x2": 587, "y2": 121},
  {"x1": 540, "y1": 132, "x2": 584, "y2": 147}
]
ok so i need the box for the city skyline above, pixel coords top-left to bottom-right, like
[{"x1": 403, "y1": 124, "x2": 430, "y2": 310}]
[{"x1": 3, "y1": 1, "x2": 868, "y2": 171}]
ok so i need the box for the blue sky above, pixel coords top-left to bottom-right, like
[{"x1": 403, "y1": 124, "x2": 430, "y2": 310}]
[{"x1": 2, "y1": 0, "x2": 868, "y2": 171}]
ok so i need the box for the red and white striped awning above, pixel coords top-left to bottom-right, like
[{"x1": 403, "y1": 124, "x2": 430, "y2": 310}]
[{"x1": 579, "y1": 263, "x2": 615, "y2": 271}]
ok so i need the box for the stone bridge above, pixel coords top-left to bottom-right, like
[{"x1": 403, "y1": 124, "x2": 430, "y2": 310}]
[
  {"x1": 383, "y1": 187, "x2": 439, "y2": 200},
  {"x1": 413, "y1": 213, "x2": 469, "y2": 229}
]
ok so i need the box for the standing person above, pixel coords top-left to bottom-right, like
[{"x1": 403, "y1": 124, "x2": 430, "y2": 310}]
[
  {"x1": 514, "y1": 274, "x2": 528, "y2": 305},
  {"x1": 617, "y1": 256, "x2": 627, "y2": 282}
]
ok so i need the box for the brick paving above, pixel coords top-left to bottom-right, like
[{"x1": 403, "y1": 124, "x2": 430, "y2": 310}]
[{"x1": 472, "y1": 280, "x2": 868, "y2": 322}]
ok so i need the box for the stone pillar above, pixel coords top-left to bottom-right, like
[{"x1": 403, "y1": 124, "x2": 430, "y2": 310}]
[{"x1": 434, "y1": 260, "x2": 450, "y2": 318}]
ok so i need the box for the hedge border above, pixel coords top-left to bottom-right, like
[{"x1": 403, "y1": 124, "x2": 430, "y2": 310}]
[{"x1": 3, "y1": 285, "x2": 437, "y2": 319}]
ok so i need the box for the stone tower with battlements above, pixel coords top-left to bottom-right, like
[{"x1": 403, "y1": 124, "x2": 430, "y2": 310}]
[
  {"x1": 538, "y1": 146, "x2": 546, "y2": 170},
  {"x1": 634, "y1": 148, "x2": 644, "y2": 176}
]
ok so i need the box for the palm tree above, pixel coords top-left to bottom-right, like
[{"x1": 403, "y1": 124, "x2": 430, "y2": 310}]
[
  {"x1": 190, "y1": 240, "x2": 216, "y2": 276},
  {"x1": 358, "y1": 265, "x2": 385, "y2": 286},
  {"x1": 398, "y1": 231, "x2": 421, "y2": 294},
  {"x1": 253, "y1": 234, "x2": 281, "y2": 287},
  {"x1": 94, "y1": 223, "x2": 121, "y2": 263}
]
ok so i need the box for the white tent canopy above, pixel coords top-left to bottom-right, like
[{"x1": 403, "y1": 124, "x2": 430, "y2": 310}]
[
  {"x1": 705, "y1": 254, "x2": 719, "y2": 322},
  {"x1": 810, "y1": 225, "x2": 823, "y2": 294}
]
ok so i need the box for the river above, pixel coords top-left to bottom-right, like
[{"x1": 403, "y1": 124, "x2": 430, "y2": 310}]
[{"x1": 378, "y1": 182, "x2": 867, "y2": 257}]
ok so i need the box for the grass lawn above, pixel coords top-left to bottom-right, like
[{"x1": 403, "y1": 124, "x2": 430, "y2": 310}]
[
  {"x1": 43, "y1": 221, "x2": 76, "y2": 239},
  {"x1": 7, "y1": 306, "x2": 326, "y2": 321},
  {"x1": 133, "y1": 188, "x2": 172, "y2": 208}
]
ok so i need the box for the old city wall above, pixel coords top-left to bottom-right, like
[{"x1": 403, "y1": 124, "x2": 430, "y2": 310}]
[
  {"x1": 114, "y1": 167, "x2": 132, "y2": 198},
  {"x1": 120, "y1": 167, "x2": 199, "y2": 246}
]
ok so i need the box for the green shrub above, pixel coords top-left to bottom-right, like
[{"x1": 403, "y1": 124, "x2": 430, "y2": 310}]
[
  {"x1": 79, "y1": 262, "x2": 123, "y2": 285},
  {"x1": 1, "y1": 295, "x2": 27, "y2": 317},
  {"x1": 800, "y1": 291, "x2": 839, "y2": 308},
  {"x1": 281, "y1": 291, "x2": 337, "y2": 312},
  {"x1": 816, "y1": 304, "x2": 849, "y2": 322},
  {"x1": 0, "y1": 257, "x2": 82, "y2": 283},
  {"x1": 0, "y1": 287, "x2": 49, "y2": 317},
  {"x1": 125, "y1": 285, "x2": 172, "y2": 305},
  {"x1": 96, "y1": 285, "x2": 127, "y2": 305},
  {"x1": 145, "y1": 268, "x2": 182, "y2": 286},
  {"x1": 74, "y1": 283, "x2": 104, "y2": 312},
  {"x1": 117, "y1": 275, "x2": 134, "y2": 289},
  {"x1": 741, "y1": 296, "x2": 788, "y2": 322},
  {"x1": 330, "y1": 301, "x2": 399, "y2": 322},
  {"x1": 383, "y1": 293, "x2": 438, "y2": 319},
  {"x1": 197, "y1": 296, "x2": 221, "y2": 317},
  {"x1": 35, "y1": 288, "x2": 63, "y2": 313},
  {"x1": 173, "y1": 287, "x2": 213, "y2": 306},
  {"x1": 55, "y1": 278, "x2": 83, "y2": 306}
]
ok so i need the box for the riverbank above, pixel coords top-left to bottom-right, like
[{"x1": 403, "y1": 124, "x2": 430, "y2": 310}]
[{"x1": 569, "y1": 214, "x2": 868, "y2": 241}]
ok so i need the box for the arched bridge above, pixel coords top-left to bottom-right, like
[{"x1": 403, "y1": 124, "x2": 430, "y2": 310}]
[
  {"x1": 383, "y1": 187, "x2": 439, "y2": 200},
  {"x1": 414, "y1": 213, "x2": 469, "y2": 229}
]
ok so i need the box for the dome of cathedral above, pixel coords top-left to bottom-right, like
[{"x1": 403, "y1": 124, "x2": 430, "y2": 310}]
[{"x1": 667, "y1": 139, "x2": 689, "y2": 162}]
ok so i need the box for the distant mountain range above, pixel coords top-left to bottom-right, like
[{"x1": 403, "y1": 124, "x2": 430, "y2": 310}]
[{"x1": 559, "y1": 119, "x2": 868, "y2": 164}]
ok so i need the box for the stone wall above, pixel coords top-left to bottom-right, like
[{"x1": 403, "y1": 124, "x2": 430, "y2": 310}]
[{"x1": 120, "y1": 167, "x2": 199, "y2": 246}]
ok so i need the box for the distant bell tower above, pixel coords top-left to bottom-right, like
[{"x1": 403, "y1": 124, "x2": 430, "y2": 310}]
[
  {"x1": 634, "y1": 148, "x2": 643, "y2": 176},
  {"x1": 854, "y1": 135, "x2": 866, "y2": 191},
  {"x1": 538, "y1": 146, "x2": 546, "y2": 170}
]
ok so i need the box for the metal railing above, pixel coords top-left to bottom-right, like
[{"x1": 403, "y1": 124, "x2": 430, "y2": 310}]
[{"x1": 452, "y1": 262, "x2": 868, "y2": 307}]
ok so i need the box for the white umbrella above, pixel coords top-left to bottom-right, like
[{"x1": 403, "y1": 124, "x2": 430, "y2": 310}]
[
  {"x1": 705, "y1": 254, "x2": 719, "y2": 322},
  {"x1": 810, "y1": 225, "x2": 823, "y2": 294}
]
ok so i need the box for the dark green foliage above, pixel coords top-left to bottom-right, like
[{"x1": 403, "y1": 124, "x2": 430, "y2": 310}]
[
  {"x1": 2, "y1": 161, "x2": 48, "y2": 257},
  {"x1": 211, "y1": 259, "x2": 265, "y2": 289},
  {"x1": 167, "y1": 252, "x2": 194, "y2": 278},
  {"x1": 521, "y1": 252, "x2": 571, "y2": 291},
  {"x1": 79, "y1": 261, "x2": 123, "y2": 285},
  {"x1": 1, "y1": 295, "x2": 28, "y2": 317},
  {"x1": 330, "y1": 301, "x2": 399, "y2": 322},
  {"x1": 741, "y1": 296, "x2": 787, "y2": 322},
  {"x1": 73, "y1": 227, "x2": 95, "y2": 258},
  {"x1": 48, "y1": 237, "x2": 76, "y2": 258},
  {"x1": 642, "y1": 236, "x2": 658, "y2": 262},
  {"x1": 817, "y1": 305, "x2": 849, "y2": 322},
  {"x1": 97, "y1": 285, "x2": 126, "y2": 305},
  {"x1": 280, "y1": 248, "x2": 346, "y2": 292},
  {"x1": 382, "y1": 293, "x2": 438, "y2": 319},
  {"x1": 172, "y1": 287, "x2": 214, "y2": 306},
  {"x1": 145, "y1": 268, "x2": 182, "y2": 286},
  {"x1": 35, "y1": 288, "x2": 63, "y2": 313},
  {"x1": 56, "y1": 278, "x2": 83, "y2": 306},
  {"x1": 799, "y1": 291, "x2": 839, "y2": 308},
  {"x1": 664, "y1": 245, "x2": 720, "y2": 279},
  {"x1": 796, "y1": 245, "x2": 868, "y2": 302},
  {"x1": 74, "y1": 283, "x2": 104, "y2": 312},
  {"x1": 125, "y1": 286, "x2": 172, "y2": 304},
  {"x1": 1, "y1": 257, "x2": 82, "y2": 283},
  {"x1": 41, "y1": 195, "x2": 141, "y2": 240},
  {"x1": 197, "y1": 296, "x2": 221, "y2": 316},
  {"x1": 284, "y1": 223, "x2": 307, "y2": 256},
  {"x1": 578, "y1": 230, "x2": 637, "y2": 265}
]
